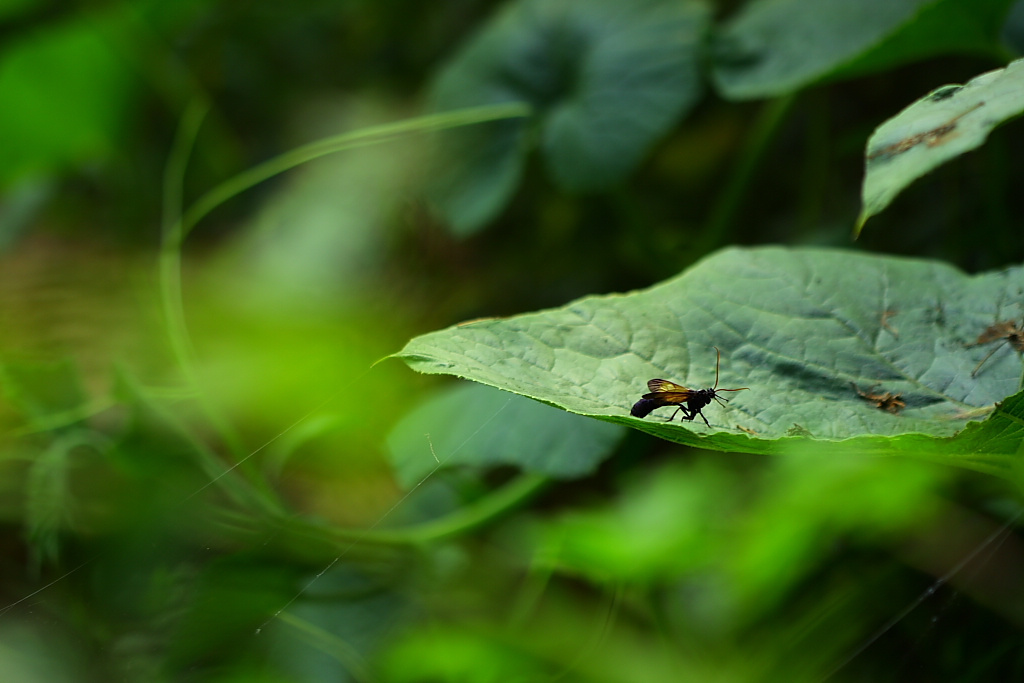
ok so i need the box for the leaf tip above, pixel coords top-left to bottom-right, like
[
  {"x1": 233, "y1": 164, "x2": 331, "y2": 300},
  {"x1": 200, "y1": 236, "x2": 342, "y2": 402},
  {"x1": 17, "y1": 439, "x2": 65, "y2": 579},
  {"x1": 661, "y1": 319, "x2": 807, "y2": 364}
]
[{"x1": 852, "y1": 212, "x2": 869, "y2": 239}]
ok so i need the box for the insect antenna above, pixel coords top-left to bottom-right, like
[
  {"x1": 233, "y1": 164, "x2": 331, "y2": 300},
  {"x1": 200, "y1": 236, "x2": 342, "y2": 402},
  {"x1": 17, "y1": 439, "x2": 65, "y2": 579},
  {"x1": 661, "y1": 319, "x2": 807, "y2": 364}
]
[{"x1": 711, "y1": 346, "x2": 749, "y2": 398}]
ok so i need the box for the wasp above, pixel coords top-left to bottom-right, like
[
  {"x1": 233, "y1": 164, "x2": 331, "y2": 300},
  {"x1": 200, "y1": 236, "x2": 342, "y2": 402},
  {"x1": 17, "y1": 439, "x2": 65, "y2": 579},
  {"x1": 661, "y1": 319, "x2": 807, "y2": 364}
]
[{"x1": 630, "y1": 347, "x2": 749, "y2": 427}]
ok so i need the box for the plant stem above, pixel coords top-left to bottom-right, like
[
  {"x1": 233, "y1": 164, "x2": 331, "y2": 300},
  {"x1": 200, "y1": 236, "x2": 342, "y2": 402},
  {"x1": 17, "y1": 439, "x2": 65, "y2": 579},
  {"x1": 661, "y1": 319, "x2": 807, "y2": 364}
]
[
  {"x1": 337, "y1": 472, "x2": 551, "y2": 546},
  {"x1": 178, "y1": 103, "x2": 532, "y2": 241},
  {"x1": 698, "y1": 93, "x2": 798, "y2": 253}
]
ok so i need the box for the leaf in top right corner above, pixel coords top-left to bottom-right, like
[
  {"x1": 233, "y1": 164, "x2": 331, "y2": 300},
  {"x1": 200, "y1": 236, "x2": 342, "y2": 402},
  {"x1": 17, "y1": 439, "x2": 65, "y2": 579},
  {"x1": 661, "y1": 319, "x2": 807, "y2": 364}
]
[
  {"x1": 712, "y1": 0, "x2": 1015, "y2": 101},
  {"x1": 857, "y1": 57, "x2": 1024, "y2": 235}
]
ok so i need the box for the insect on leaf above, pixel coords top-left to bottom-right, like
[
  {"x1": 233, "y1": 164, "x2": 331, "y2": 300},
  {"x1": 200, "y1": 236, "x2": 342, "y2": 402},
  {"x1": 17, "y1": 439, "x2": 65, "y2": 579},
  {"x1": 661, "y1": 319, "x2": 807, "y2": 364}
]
[{"x1": 395, "y1": 247, "x2": 1024, "y2": 478}]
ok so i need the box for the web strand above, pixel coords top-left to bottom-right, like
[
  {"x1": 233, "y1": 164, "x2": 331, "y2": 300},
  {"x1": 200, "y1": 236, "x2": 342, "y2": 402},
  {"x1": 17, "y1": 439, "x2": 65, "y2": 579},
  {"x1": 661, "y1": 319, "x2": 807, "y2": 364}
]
[{"x1": 820, "y1": 508, "x2": 1023, "y2": 681}]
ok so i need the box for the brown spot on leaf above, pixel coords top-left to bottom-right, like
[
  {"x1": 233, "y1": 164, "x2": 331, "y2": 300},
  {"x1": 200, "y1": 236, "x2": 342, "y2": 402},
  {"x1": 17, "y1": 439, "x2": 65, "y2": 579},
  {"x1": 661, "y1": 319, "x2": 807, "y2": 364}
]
[
  {"x1": 868, "y1": 101, "x2": 985, "y2": 162},
  {"x1": 880, "y1": 309, "x2": 899, "y2": 338},
  {"x1": 852, "y1": 382, "x2": 906, "y2": 414}
]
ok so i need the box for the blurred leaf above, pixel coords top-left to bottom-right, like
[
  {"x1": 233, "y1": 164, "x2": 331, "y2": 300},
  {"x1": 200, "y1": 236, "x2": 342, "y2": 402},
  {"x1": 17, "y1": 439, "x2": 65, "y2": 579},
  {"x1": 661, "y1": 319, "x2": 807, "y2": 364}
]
[
  {"x1": 24, "y1": 431, "x2": 99, "y2": 566},
  {"x1": 0, "y1": 356, "x2": 86, "y2": 425},
  {"x1": 165, "y1": 559, "x2": 297, "y2": 670},
  {"x1": 263, "y1": 413, "x2": 345, "y2": 480},
  {"x1": 425, "y1": 120, "x2": 527, "y2": 237},
  {"x1": 546, "y1": 463, "x2": 729, "y2": 582},
  {"x1": 379, "y1": 628, "x2": 550, "y2": 682},
  {"x1": 726, "y1": 452, "x2": 945, "y2": 614},
  {"x1": 377, "y1": 582, "x2": 754, "y2": 681},
  {"x1": 857, "y1": 57, "x2": 1024, "y2": 233},
  {"x1": 0, "y1": 621, "x2": 82, "y2": 683},
  {"x1": 397, "y1": 247, "x2": 1024, "y2": 476},
  {"x1": 386, "y1": 382, "x2": 625, "y2": 488},
  {"x1": 111, "y1": 369, "x2": 277, "y2": 517},
  {"x1": 231, "y1": 97, "x2": 418, "y2": 305},
  {"x1": 712, "y1": 0, "x2": 1014, "y2": 100},
  {"x1": 546, "y1": 455, "x2": 944, "y2": 600},
  {"x1": 1003, "y1": 0, "x2": 1024, "y2": 52},
  {"x1": 0, "y1": 10, "x2": 133, "y2": 187},
  {"x1": 429, "y1": 0, "x2": 710, "y2": 234},
  {"x1": 268, "y1": 566, "x2": 410, "y2": 683}
]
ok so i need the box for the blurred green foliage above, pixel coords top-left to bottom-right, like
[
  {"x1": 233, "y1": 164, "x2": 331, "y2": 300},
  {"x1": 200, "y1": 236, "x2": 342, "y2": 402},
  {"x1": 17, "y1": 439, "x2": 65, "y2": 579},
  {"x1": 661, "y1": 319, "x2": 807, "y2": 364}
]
[{"x1": 2, "y1": 1, "x2": 1024, "y2": 682}]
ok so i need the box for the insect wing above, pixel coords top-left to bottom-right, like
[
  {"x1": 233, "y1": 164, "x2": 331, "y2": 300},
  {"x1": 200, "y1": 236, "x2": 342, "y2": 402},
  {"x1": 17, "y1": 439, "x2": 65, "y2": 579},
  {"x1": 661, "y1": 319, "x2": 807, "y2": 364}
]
[
  {"x1": 646, "y1": 379, "x2": 690, "y2": 394},
  {"x1": 643, "y1": 379, "x2": 693, "y2": 404},
  {"x1": 975, "y1": 321, "x2": 1018, "y2": 345}
]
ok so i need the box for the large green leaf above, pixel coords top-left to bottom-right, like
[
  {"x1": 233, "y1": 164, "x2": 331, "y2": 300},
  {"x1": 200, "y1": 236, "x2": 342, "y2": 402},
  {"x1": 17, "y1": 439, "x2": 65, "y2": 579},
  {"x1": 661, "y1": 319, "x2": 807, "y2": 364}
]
[
  {"x1": 387, "y1": 383, "x2": 625, "y2": 487},
  {"x1": 396, "y1": 247, "x2": 1024, "y2": 477},
  {"x1": 428, "y1": 0, "x2": 709, "y2": 234},
  {"x1": 712, "y1": 0, "x2": 1014, "y2": 100},
  {"x1": 857, "y1": 57, "x2": 1024, "y2": 233}
]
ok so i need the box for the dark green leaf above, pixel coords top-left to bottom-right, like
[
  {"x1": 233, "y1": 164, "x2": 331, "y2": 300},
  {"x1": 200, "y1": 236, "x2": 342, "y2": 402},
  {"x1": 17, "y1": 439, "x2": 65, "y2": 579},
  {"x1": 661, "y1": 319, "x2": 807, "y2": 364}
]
[
  {"x1": 712, "y1": 0, "x2": 1014, "y2": 100},
  {"x1": 387, "y1": 383, "x2": 625, "y2": 487},
  {"x1": 857, "y1": 57, "x2": 1024, "y2": 232},
  {"x1": 268, "y1": 566, "x2": 409, "y2": 683},
  {"x1": 426, "y1": 120, "x2": 528, "y2": 236},
  {"x1": 396, "y1": 247, "x2": 1024, "y2": 476},
  {"x1": 429, "y1": 0, "x2": 710, "y2": 234}
]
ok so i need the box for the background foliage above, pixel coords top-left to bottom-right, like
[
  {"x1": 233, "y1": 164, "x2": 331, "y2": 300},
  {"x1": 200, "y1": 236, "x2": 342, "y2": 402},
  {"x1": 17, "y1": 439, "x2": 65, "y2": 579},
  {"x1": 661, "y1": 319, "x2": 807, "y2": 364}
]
[{"x1": 2, "y1": 1, "x2": 1024, "y2": 681}]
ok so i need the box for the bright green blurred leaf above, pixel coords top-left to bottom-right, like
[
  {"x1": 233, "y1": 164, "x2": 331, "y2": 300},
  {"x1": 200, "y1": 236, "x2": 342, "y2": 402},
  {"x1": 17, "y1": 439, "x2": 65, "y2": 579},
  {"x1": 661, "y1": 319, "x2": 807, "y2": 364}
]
[
  {"x1": 397, "y1": 247, "x2": 1024, "y2": 475},
  {"x1": 857, "y1": 57, "x2": 1024, "y2": 232},
  {"x1": 546, "y1": 463, "x2": 729, "y2": 582},
  {"x1": 727, "y1": 453, "x2": 945, "y2": 614},
  {"x1": 712, "y1": 0, "x2": 1014, "y2": 100},
  {"x1": 545, "y1": 455, "x2": 944, "y2": 602},
  {"x1": 0, "y1": 14, "x2": 133, "y2": 187},
  {"x1": 380, "y1": 628, "x2": 549, "y2": 682},
  {"x1": 429, "y1": 0, "x2": 710, "y2": 234},
  {"x1": 387, "y1": 382, "x2": 625, "y2": 487}
]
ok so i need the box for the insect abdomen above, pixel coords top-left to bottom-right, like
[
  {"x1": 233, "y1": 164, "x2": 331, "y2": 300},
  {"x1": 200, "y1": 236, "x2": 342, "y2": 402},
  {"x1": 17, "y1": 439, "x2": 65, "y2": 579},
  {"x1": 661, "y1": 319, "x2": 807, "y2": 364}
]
[{"x1": 630, "y1": 398, "x2": 660, "y2": 418}]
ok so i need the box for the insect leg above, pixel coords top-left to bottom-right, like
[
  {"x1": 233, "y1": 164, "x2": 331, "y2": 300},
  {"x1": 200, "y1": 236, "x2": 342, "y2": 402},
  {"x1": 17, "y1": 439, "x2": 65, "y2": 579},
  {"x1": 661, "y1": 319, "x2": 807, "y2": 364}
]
[
  {"x1": 666, "y1": 406, "x2": 690, "y2": 422},
  {"x1": 972, "y1": 339, "x2": 1009, "y2": 378}
]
